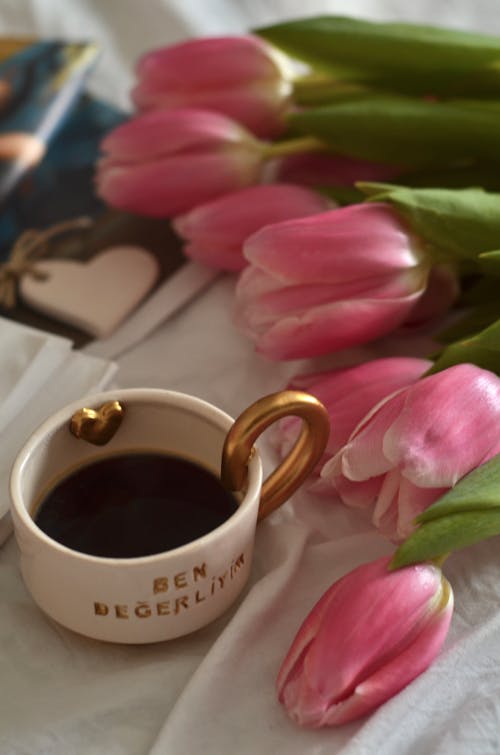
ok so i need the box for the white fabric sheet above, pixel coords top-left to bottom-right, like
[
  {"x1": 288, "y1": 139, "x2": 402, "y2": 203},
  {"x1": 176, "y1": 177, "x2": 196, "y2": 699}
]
[
  {"x1": 0, "y1": 320, "x2": 117, "y2": 543},
  {"x1": 1, "y1": 2, "x2": 500, "y2": 754}
]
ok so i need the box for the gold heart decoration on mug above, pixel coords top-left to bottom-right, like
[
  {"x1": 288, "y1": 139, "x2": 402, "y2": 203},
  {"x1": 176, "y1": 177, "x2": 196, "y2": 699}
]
[{"x1": 70, "y1": 400, "x2": 124, "y2": 445}]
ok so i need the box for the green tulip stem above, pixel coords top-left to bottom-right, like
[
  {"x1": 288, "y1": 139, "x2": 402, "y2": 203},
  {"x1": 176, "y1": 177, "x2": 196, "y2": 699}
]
[
  {"x1": 261, "y1": 135, "x2": 327, "y2": 160},
  {"x1": 291, "y1": 73, "x2": 368, "y2": 105}
]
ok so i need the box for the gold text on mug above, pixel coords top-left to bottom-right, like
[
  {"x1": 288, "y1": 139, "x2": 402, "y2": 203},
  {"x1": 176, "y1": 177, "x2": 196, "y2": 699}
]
[{"x1": 93, "y1": 553, "x2": 246, "y2": 620}]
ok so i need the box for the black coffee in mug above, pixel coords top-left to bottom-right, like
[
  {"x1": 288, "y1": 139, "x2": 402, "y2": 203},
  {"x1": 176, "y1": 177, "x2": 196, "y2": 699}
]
[{"x1": 33, "y1": 452, "x2": 239, "y2": 558}]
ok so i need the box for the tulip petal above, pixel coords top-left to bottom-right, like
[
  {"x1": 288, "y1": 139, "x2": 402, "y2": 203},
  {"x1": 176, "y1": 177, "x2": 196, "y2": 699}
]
[
  {"x1": 133, "y1": 82, "x2": 289, "y2": 138},
  {"x1": 277, "y1": 583, "x2": 342, "y2": 699},
  {"x1": 273, "y1": 357, "x2": 429, "y2": 466},
  {"x1": 288, "y1": 357, "x2": 430, "y2": 402},
  {"x1": 401, "y1": 264, "x2": 459, "y2": 328},
  {"x1": 100, "y1": 108, "x2": 257, "y2": 162},
  {"x1": 234, "y1": 265, "x2": 282, "y2": 309},
  {"x1": 327, "y1": 390, "x2": 407, "y2": 481},
  {"x1": 237, "y1": 271, "x2": 424, "y2": 337},
  {"x1": 131, "y1": 36, "x2": 291, "y2": 138},
  {"x1": 395, "y1": 477, "x2": 447, "y2": 540},
  {"x1": 277, "y1": 557, "x2": 452, "y2": 728},
  {"x1": 371, "y1": 467, "x2": 401, "y2": 537},
  {"x1": 241, "y1": 275, "x2": 416, "y2": 329},
  {"x1": 243, "y1": 203, "x2": 422, "y2": 284},
  {"x1": 173, "y1": 184, "x2": 331, "y2": 270},
  {"x1": 480, "y1": 440, "x2": 500, "y2": 464},
  {"x1": 298, "y1": 558, "x2": 443, "y2": 713},
  {"x1": 135, "y1": 36, "x2": 285, "y2": 89},
  {"x1": 97, "y1": 151, "x2": 262, "y2": 217},
  {"x1": 174, "y1": 184, "x2": 330, "y2": 245},
  {"x1": 324, "y1": 471, "x2": 385, "y2": 509},
  {"x1": 253, "y1": 290, "x2": 424, "y2": 360},
  {"x1": 383, "y1": 364, "x2": 500, "y2": 487},
  {"x1": 281, "y1": 358, "x2": 430, "y2": 457},
  {"x1": 320, "y1": 579, "x2": 453, "y2": 726},
  {"x1": 182, "y1": 242, "x2": 246, "y2": 271}
]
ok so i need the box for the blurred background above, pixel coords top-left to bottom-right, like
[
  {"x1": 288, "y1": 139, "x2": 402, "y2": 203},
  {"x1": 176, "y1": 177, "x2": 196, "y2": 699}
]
[{"x1": 1, "y1": 0, "x2": 499, "y2": 111}]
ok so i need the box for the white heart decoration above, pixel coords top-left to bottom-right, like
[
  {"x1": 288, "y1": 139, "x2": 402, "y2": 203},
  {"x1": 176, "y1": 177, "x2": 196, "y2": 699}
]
[{"x1": 20, "y1": 245, "x2": 159, "y2": 338}]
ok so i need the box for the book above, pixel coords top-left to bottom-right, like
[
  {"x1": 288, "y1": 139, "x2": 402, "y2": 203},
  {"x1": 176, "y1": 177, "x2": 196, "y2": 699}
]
[{"x1": 0, "y1": 39, "x2": 214, "y2": 355}]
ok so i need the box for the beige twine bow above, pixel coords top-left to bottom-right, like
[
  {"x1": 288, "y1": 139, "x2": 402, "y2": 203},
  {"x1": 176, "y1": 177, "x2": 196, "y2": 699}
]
[{"x1": 0, "y1": 217, "x2": 92, "y2": 309}]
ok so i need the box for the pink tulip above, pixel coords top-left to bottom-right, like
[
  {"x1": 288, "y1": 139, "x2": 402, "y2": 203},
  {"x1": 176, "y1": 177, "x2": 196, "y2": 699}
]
[
  {"x1": 273, "y1": 358, "x2": 431, "y2": 485},
  {"x1": 96, "y1": 108, "x2": 264, "y2": 217},
  {"x1": 277, "y1": 555, "x2": 453, "y2": 727},
  {"x1": 273, "y1": 151, "x2": 401, "y2": 187},
  {"x1": 322, "y1": 364, "x2": 500, "y2": 541},
  {"x1": 132, "y1": 35, "x2": 292, "y2": 138},
  {"x1": 401, "y1": 265, "x2": 459, "y2": 329},
  {"x1": 234, "y1": 203, "x2": 430, "y2": 360},
  {"x1": 173, "y1": 184, "x2": 333, "y2": 271}
]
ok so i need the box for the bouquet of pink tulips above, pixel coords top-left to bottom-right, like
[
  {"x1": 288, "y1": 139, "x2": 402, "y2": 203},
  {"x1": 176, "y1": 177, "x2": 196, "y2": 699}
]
[{"x1": 94, "y1": 15, "x2": 500, "y2": 729}]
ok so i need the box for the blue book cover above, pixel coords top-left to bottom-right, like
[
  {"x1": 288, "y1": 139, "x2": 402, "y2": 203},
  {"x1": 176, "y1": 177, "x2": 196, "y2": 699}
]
[
  {"x1": 0, "y1": 40, "x2": 125, "y2": 259},
  {"x1": 0, "y1": 39, "x2": 187, "y2": 347}
]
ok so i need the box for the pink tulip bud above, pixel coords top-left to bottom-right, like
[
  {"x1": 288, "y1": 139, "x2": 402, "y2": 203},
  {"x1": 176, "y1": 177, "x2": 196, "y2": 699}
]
[
  {"x1": 234, "y1": 203, "x2": 430, "y2": 360},
  {"x1": 132, "y1": 35, "x2": 293, "y2": 138},
  {"x1": 96, "y1": 108, "x2": 264, "y2": 217},
  {"x1": 277, "y1": 555, "x2": 453, "y2": 727},
  {"x1": 172, "y1": 184, "x2": 333, "y2": 271},
  {"x1": 322, "y1": 364, "x2": 500, "y2": 541},
  {"x1": 273, "y1": 358, "x2": 431, "y2": 487}
]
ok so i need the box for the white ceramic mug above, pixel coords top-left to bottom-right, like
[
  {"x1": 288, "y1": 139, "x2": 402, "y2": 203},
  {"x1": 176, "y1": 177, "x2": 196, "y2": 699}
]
[{"x1": 10, "y1": 388, "x2": 329, "y2": 643}]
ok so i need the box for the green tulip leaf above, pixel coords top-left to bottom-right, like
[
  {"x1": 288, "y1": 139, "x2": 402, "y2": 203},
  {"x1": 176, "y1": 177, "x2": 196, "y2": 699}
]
[
  {"x1": 357, "y1": 183, "x2": 500, "y2": 268},
  {"x1": 355, "y1": 181, "x2": 395, "y2": 198},
  {"x1": 390, "y1": 455, "x2": 500, "y2": 569},
  {"x1": 288, "y1": 98, "x2": 500, "y2": 171},
  {"x1": 257, "y1": 16, "x2": 500, "y2": 96},
  {"x1": 390, "y1": 509, "x2": 500, "y2": 569},
  {"x1": 428, "y1": 318, "x2": 500, "y2": 374},
  {"x1": 395, "y1": 165, "x2": 500, "y2": 192},
  {"x1": 478, "y1": 250, "x2": 500, "y2": 275},
  {"x1": 419, "y1": 454, "x2": 500, "y2": 522},
  {"x1": 462, "y1": 276, "x2": 500, "y2": 305},
  {"x1": 318, "y1": 185, "x2": 365, "y2": 205},
  {"x1": 435, "y1": 303, "x2": 500, "y2": 344}
]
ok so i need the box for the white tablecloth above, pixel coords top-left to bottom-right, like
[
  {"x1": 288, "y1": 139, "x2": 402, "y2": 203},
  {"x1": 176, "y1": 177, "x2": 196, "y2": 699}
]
[{"x1": 1, "y1": 2, "x2": 500, "y2": 754}]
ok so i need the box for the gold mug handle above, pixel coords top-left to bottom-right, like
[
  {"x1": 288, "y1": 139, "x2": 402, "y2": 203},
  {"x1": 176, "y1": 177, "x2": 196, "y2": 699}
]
[{"x1": 221, "y1": 391, "x2": 330, "y2": 521}]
